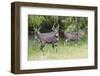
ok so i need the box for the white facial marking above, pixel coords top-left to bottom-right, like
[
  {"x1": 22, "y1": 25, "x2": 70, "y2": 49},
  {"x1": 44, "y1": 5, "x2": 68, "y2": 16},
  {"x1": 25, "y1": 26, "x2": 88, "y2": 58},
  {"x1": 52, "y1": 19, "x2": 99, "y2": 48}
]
[{"x1": 56, "y1": 33, "x2": 58, "y2": 36}]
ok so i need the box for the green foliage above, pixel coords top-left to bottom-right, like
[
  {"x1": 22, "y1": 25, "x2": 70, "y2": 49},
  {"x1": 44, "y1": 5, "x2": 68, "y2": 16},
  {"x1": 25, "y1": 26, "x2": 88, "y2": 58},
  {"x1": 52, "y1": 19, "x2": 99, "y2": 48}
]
[
  {"x1": 62, "y1": 17, "x2": 88, "y2": 32},
  {"x1": 28, "y1": 15, "x2": 46, "y2": 30},
  {"x1": 28, "y1": 15, "x2": 88, "y2": 33}
]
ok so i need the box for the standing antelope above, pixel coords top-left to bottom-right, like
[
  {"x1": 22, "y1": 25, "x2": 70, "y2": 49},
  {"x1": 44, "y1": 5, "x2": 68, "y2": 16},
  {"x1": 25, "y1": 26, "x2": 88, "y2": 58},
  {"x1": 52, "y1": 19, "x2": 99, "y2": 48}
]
[
  {"x1": 64, "y1": 30, "x2": 84, "y2": 46},
  {"x1": 34, "y1": 24, "x2": 59, "y2": 55}
]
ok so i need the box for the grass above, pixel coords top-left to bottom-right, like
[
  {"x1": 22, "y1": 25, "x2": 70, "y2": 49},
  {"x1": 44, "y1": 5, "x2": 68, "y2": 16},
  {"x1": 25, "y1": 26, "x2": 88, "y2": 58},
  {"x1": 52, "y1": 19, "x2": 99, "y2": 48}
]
[{"x1": 28, "y1": 36, "x2": 88, "y2": 61}]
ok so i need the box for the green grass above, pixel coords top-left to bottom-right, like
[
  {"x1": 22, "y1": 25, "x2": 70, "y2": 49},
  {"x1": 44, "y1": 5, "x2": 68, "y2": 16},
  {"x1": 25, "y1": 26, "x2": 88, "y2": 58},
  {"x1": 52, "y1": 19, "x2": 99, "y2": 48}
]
[{"x1": 28, "y1": 36, "x2": 88, "y2": 61}]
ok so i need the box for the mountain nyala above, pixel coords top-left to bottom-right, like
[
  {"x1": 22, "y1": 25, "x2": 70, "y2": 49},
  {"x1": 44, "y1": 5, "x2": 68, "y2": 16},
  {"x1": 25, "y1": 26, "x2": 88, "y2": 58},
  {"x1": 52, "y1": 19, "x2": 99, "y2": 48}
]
[
  {"x1": 34, "y1": 24, "x2": 59, "y2": 55},
  {"x1": 64, "y1": 30, "x2": 85, "y2": 46}
]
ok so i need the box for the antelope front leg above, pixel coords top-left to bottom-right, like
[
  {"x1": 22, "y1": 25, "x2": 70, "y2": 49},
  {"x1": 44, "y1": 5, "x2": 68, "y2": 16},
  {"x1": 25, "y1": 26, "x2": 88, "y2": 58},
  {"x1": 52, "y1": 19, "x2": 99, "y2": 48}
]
[
  {"x1": 40, "y1": 44, "x2": 45, "y2": 56},
  {"x1": 55, "y1": 43, "x2": 58, "y2": 53},
  {"x1": 52, "y1": 43, "x2": 58, "y2": 53},
  {"x1": 52, "y1": 43, "x2": 55, "y2": 52}
]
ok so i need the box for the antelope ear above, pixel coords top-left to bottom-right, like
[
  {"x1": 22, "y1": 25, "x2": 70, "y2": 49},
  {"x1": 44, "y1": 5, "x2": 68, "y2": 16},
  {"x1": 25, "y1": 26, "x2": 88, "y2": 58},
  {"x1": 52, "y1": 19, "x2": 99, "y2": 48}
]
[{"x1": 34, "y1": 27, "x2": 38, "y2": 32}]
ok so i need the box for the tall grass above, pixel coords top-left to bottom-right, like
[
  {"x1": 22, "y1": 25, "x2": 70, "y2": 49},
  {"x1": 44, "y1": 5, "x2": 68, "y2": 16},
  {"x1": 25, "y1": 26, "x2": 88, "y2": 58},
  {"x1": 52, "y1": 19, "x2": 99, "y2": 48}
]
[{"x1": 28, "y1": 36, "x2": 88, "y2": 61}]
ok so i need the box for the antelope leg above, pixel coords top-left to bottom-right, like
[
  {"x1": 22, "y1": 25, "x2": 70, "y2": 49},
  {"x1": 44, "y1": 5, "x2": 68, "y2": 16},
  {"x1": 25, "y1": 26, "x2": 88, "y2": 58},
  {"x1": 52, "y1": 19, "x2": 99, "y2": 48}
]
[
  {"x1": 40, "y1": 44, "x2": 45, "y2": 56},
  {"x1": 52, "y1": 43, "x2": 55, "y2": 52},
  {"x1": 55, "y1": 43, "x2": 58, "y2": 53},
  {"x1": 64, "y1": 39, "x2": 68, "y2": 46}
]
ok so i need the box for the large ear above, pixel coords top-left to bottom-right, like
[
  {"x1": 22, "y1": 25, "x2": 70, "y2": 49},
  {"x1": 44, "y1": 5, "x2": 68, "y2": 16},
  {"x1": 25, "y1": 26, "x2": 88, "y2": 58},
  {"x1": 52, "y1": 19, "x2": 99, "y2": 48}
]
[
  {"x1": 34, "y1": 27, "x2": 41, "y2": 35},
  {"x1": 34, "y1": 27, "x2": 38, "y2": 33},
  {"x1": 52, "y1": 23, "x2": 55, "y2": 31}
]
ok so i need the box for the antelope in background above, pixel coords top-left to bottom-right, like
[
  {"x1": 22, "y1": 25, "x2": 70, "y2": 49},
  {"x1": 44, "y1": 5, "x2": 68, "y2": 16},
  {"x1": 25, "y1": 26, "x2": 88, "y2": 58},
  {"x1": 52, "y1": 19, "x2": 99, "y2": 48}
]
[{"x1": 64, "y1": 30, "x2": 85, "y2": 46}]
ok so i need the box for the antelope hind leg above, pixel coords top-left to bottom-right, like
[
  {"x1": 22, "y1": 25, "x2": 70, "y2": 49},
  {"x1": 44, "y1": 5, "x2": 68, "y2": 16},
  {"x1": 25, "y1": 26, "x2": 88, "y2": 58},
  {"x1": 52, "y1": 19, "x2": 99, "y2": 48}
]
[{"x1": 64, "y1": 39, "x2": 68, "y2": 46}]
